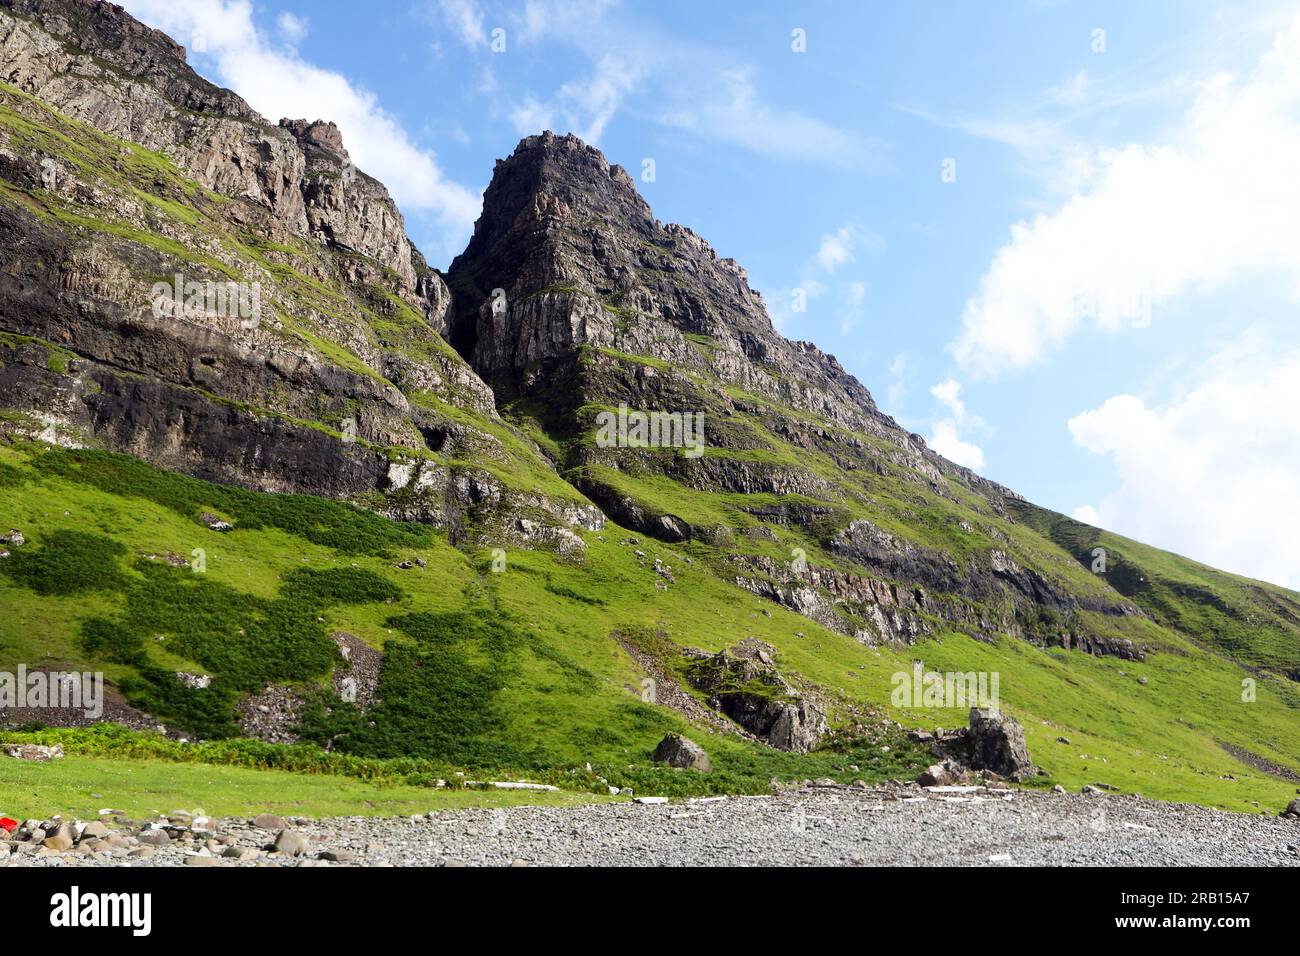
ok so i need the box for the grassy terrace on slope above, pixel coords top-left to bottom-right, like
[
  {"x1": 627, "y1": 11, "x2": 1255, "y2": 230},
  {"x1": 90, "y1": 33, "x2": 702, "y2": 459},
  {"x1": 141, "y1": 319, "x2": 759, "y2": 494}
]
[{"x1": 2, "y1": 438, "x2": 1299, "y2": 814}]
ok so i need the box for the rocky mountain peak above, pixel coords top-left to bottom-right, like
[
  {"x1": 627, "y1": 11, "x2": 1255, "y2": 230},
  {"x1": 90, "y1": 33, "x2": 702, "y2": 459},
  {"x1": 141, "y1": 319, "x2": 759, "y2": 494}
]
[
  {"x1": 279, "y1": 118, "x2": 351, "y2": 163},
  {"x1": 448, "y1": 130, "x2": 884, "y2": 436}
]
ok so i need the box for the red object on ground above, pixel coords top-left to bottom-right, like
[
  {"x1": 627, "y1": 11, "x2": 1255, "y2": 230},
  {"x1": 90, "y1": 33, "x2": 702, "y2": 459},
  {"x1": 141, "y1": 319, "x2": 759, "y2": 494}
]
[{"x1": 0, "y1": 818, "x2": 17, "y2": 832}]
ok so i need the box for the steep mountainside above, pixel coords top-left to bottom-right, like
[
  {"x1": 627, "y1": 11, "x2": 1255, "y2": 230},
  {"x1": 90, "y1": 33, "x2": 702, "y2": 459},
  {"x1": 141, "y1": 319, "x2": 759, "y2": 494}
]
[
  {"x1": 0, "y1": 0, "x2": 1297, "y2": 813},
  {"x1": 0, "y1": 0, "x2": 599, "y2": 550}
]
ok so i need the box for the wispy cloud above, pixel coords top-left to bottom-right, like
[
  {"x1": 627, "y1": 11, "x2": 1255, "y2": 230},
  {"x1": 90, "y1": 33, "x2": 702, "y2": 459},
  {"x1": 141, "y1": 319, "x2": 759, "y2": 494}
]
[
  {"x1": 446, "y1": 0, "x2": 877, "y2": 164},
  {"x1": 767, "y1": 223, "x2": 882, "y2": 333},
  {"x1": 435, "y1": 0, "x2": 489, "y2": 48},
  {"x1": 926, "y1": 379, "x2": 986, "y2": 470},
  {"x1": 949, "y1": 14, "x2": 1300, "y2": 379}
]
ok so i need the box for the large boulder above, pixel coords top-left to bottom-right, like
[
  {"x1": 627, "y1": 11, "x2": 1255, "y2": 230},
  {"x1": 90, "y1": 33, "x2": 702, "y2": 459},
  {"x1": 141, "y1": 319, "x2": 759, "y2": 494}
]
[
  {"x1": 765, "y1": 699, "x2": 827, "y2": 753},
  {"x1": 1281, "y1": 798, "x2": 1300, "y2": 820},
  {"x1": 966, "y1": 707, "x2": 1036, "y2": 781},
  {"x1": 652, "y1": 733, "x2": 712, "y2": 772}
]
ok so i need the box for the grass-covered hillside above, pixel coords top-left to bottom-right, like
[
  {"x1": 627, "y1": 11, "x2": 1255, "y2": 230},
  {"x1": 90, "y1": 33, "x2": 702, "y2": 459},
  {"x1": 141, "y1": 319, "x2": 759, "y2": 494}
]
[
  {"x1": 2, "y1": 437, "x2": 1298, "y2": 817},
  {"x1": 0, "y1": 0, "x2": 1297, "y2": 823}
]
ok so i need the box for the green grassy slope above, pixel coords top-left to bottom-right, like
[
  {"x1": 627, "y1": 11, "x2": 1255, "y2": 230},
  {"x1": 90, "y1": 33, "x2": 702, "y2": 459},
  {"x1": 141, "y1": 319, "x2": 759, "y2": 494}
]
[
  {"x1": 2, "y1": 439, "x2": 1297, "y2": 815},
  {"x1": 1013, "y1": 500, "x2": 1300, "y2": 677}
]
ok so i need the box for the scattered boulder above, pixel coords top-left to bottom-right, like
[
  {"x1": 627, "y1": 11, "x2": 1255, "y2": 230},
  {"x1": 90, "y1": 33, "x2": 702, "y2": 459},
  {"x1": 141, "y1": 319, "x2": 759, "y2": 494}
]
[
  {"x1": 252, "y1": 813, "x2": 288, "y2": 830},
  {"x1": 273, "y1": 829, "x2": 311, "y2": 856},
  {"x1": 199, "y1": 512, "x2": 233, "y2": 532},
  {"x1": 964, "y1": 708, "x2": 1036, "y2": 781},
  {"x1": 652, "y1": 733, "x2": 712, "y2": 772},
  {"x1": 917, "y1": 764, "x2": 952, "y2": 787},
  {"x1": 916, "y1": 759, "x2": 970, "y2": 788},
  {"x1": 3, "y1": 743, "x2": 63, "y2": 761},
  {"x1": 766, "y1": 699, "x2": 827, "y2": 753}
]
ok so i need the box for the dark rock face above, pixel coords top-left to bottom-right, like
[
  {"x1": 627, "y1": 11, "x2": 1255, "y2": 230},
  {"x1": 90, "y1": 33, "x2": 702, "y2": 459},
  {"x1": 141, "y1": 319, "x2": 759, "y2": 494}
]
[{"x1": 448, "y1": 131, "x2": 884, "y2": 430}]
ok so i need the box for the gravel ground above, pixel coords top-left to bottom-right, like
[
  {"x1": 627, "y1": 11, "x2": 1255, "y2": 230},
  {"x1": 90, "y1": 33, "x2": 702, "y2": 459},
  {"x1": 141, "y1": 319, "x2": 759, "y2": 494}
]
[{"x1": 7, "y1": 785, "x2": 1300, "y2": 867}]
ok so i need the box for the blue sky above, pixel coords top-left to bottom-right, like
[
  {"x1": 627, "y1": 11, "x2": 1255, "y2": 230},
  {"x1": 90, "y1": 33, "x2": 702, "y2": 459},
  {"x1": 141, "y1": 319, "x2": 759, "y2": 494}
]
[{"x1": 122, "y1": 1, "x2": 1300, "y2": 589}]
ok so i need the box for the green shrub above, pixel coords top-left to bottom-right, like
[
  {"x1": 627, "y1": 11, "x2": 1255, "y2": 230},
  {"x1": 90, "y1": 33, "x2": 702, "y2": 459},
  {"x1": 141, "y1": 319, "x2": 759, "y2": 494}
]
[
  {"x1": 73, "y1": 563, "x2": 409, "y2": 737},
  {"x1": 0, "y1": 529, "x2": 126, "y2": 595}
]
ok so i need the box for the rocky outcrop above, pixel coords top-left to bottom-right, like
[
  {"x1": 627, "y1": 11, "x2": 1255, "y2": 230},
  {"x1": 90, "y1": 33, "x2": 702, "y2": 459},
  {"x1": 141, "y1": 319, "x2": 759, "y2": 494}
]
[
  {"x1": 684, "y1": 640, "x2": 827, "y2": 753},
  {"x1": 0, "y1": 0, "x2": 425, "y2": 293},
  {"x1": 913, "y1": 708, "x2": 1038, "y2": 785},
  {"x1": 965, "y1": 707, "x2": 1036, "y2": 781}
]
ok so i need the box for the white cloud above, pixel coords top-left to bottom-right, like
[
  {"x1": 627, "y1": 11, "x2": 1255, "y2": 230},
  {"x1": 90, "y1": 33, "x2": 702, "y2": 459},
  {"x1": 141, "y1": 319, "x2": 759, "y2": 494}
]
[
  {"x1": 930, "y1": 379, "x2": 967, "y2": 422},
  {"x1": 926, "y1": 379, "x2": 986, "y2": 470},
  {"x1": 658, "y1": 66, "x2": 865, "y2": 167},
  {"x1": 815, "y1": 225, "x2": 859, "y2": 274},
  {"x1": 120, "y1": 0, "x2": 480, "y2": 254},
  {"x1": 483, "y1": 3, "x2": 872, "y2": 167},
  {"x1": 768, "y1": 223, "x2": 881, "y2": 333},
  {"x1": 508, "y1": 53, "x2": 643, "y2": 144},
  {"x1": 952, "y1": 15, "x2": 1300, "y2": 378},
  {"x1": 436, "y1": 0, "x2": 488, "y2": 48},
  {"x1": 928, "y1": 420, "x2": 986, "y2": 471},
  {"x1": 276, "y1": 11, "x2": 308, "y2": 46},
  {"x1": 1072, "y1": 504, "x2": 1101, "y2": 526},
  {"x1": 1068, "y1": 349, "x2": 1300, "y2": 590}
]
